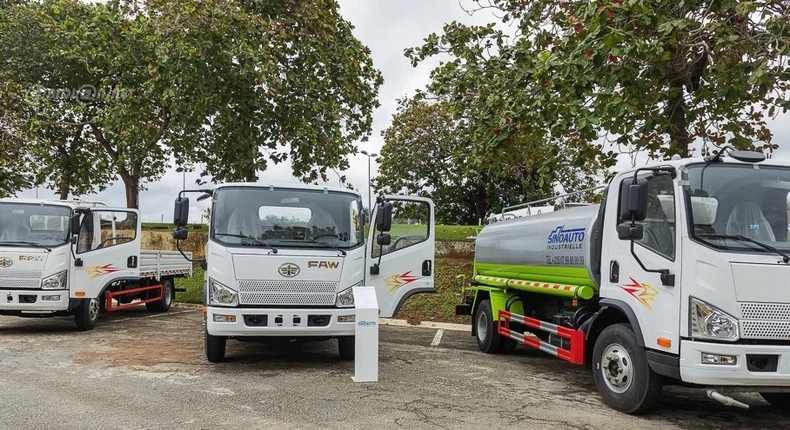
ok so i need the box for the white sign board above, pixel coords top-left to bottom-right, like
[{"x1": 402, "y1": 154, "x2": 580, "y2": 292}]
[{"x1": 352, "y1": 286, "x2": 379, "y2": 383}]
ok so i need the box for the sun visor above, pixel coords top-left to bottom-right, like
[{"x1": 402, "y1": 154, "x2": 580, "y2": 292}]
[{"x1": 691, "y1": 196, "x2": 718, "y2": 225}]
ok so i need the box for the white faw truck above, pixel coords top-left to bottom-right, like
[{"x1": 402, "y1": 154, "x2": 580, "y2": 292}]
[
  {"x1": 456, "y1": 147, "x2": 790, "y2": 413},
  {"x1": 172, "y1": 183, "x2": 436, "y2": 362},
  {"x1": 0, "y1": 198, "x2": 192, "y2": 330}
]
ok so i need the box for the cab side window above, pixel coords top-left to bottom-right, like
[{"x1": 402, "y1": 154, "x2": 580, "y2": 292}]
[
  {"x1": 371, "y1": 201, "x2": 430, "y2": 258},
  {"x1": 77, "y1": 211, "x2": 138, "y2": 253},
  {"x1": 619, "y1": 174, "x2": 675, "y2": 260}
]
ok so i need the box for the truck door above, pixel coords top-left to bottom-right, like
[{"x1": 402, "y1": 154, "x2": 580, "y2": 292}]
[
  {"x1": 365, "y1": 196, "x2": 436, "y2": 318},
  {"x1": 71, "y1": 209, "x2": 142, "y2": 300},
  {"x1": 602, "y1": 172, "x2": 682, "y2": 355}
]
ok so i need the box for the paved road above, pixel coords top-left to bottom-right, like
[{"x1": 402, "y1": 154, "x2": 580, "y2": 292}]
[{"x1": 0, "y1": 307, "x2": 787, "y2": 430}]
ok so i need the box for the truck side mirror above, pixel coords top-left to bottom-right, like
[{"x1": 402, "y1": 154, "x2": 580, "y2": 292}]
[
  {"x1": 172, "y1": 227, "x2": 188, "y2": 241},
  {"x1": 377, "y1": 233, "x2": 391, "y2": 246},
  {"x1": 376, "y1": 202, "x2": 393, "y2": 232},
  {"x1": 70, "y1": 213, "x2": 81, "y2": 236},
  {"x1": 173, "y1": 197, "x2": 190, "y2": 227},
  {"x1": 619, "y1": 177, "x2": 649, "y2": 221},
  {"x1": 617, "y1": 222, "x2": 643, "y2": 241}
]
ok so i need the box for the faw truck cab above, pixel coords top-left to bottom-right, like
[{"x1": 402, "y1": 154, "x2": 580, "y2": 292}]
[
  {"x1": 172, "y1": 183, "x2": 436, "y2": 362},
  {"x1": 0, "y1": 198, "x2": 191, "y2": 330},
  {"x1": 457, "y1": 147, "x2": 790, "y2": 413}
]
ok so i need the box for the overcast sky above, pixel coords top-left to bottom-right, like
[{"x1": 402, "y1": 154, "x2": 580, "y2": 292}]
[{"x1": 14, "y1": 1, "x2": 790, "y2": 222}]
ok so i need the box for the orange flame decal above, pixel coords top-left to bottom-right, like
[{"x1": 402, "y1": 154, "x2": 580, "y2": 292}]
[
  {"x1": 86, "y1": 264, "x2": 120, "y2": 279},
  {"x1": 384, "y1": 271, "x2": 422, "y2": 293},
  {"x1": 619, "y1": 277, "x2": 658, "y2": 311}
]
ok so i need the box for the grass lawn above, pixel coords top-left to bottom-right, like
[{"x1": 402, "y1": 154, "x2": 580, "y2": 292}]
[
  {"x1": 150, "y1": 223, "x2": 482, "y2": 241},
  {"x1": 174, "y1": 258, "x2": 473, "y2": 325}
]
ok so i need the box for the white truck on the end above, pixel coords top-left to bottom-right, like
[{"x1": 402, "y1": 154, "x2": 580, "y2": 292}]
[
  {"x1": 172, "y1": 183, "x2": 436, "y2": 362},
  {"x1": 0, "y1": 198, "x2": 192, "y2": 330}
]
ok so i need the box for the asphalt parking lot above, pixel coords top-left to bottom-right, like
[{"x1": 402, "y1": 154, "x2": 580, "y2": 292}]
[{"x1": 1, "y1": 306, "x2": 788, "y2": 430}]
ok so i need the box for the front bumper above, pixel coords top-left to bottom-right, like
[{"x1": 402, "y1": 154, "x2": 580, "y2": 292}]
[
  {"x1": 0, "y1": 289, "x2": 70, "y2": 312},
  {"x1": 206, "y1": 306, "x2": 358, "y2": 337},
  {"x1": 680, "y1": 340, "x2": 790, "y2": 387}
]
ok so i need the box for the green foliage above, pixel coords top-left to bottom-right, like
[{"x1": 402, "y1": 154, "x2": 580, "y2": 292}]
[
  {"x1": 175, "y1": 266, "x2": 204, "y2": 304},
  {"x1": 0, "y1": 0, "x2": 382, "y2": 204},
  {"x1": 406, "y1": 0, "x2": 790, "y2": 161},
  {"x1": 153, "y1": 0, "x2": 384, "y2": 184},
  {"x1": 378, "y1": 96, "x2": 601, "y2": 225}
]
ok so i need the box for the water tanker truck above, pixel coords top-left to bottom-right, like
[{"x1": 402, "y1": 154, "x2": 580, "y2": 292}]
[{"x1": 456, "y1": 147, "x2": 790, "y2": 414}]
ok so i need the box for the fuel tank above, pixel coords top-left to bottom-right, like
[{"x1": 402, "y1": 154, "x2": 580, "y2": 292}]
[{"x1": 474, "y1": 204, "x2": 600, "y2": 289}]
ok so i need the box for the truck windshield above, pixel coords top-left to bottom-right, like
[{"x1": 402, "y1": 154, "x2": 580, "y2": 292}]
[
  {"x1": 683, "y1": 163, "x2": 790, "y2": 253},
  {"x1": 210, "y1": 187, "x2": 364, "y2": 249},
  {"x1": 0, "y1": 202, "x2": 71, "y2": 247}
]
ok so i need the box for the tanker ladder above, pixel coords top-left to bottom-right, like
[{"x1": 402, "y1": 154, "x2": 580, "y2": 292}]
[{"x1": 497, "y1": 310, "x2": 585, "y2": 365}]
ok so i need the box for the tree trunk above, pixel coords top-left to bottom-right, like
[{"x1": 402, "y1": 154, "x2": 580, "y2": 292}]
[
  {"x1": 473, "y1": 185, "x2": 488, "y2": 223},
  {"x1": 118, "y1": 170, "x2": 140, "y2": 209},
  {"x1": 124, "y1": 180, "x2": 139, "y2": 209},
  {"x1": 242, "y1": 164, "x2": 256, "y2": 182},
  {"x1": 58, "y1": 179, "x2": 69, "y2": 200},
  {"x1": 665, "y1": 91, "x2": 692, "y2": 157}
]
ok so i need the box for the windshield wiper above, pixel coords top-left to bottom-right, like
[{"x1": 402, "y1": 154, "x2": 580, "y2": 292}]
[
  {"x1": 284, "y1": 238, "x2": 347, "y2": 256},
  {"x1": 697, "y1": 234, "x2": 790, "y2": 264},
  {"x1": 0, "y1": 241, "x2": 52, "y2": 252},
  {"x1": 214, "y1": 233, "x2": 278, "y2": 253}
]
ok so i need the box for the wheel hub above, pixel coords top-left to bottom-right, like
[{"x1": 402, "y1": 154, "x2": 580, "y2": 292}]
[
  {"x1": 600, "y1": 343, "x2": 633, "y2": 394},
  {"x1": 88, "y1": 298, "x2": 99, "y2": 321},
  {"x1": 476, "y1": 312, "x2": 488, "y2": 342}
]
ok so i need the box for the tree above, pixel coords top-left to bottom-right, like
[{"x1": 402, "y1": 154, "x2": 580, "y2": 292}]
[
  {"x1": 152, "y1": 0, "x2": 383, "y2": 184},
  {"x1": 1, "y1": 0, "x2": 382, "y2": 207},
  {"x1": 0, "y1": 0, "x2": 169, "y2": 207},
  {"x1": 378, "y1": 97, "x2": 600, "y2": 224},
  {"x1": 407, "y1": 0, "x2": 790, "y2": 161}
]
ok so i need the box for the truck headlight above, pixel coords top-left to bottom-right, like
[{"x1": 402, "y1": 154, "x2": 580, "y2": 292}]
[
  {"x1": 41, "y1": 270, "x2": 67, "y2": 290},
  {"x1": 690, "y1": 297, "x2": 739, "y2": 341},
  {"x1": 336, "y1": 287, "x2": 356, "y2": 307},
  {"x1": 209, "y1": 278, "x2": 238, "y2": 307}
]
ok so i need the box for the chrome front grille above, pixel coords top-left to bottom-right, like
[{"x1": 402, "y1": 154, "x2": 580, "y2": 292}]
[
  {"x1": 237, "y1": 280, "x2": 337, "y2": 306},
  {"x1": 739, "y1": 302, "x2": 790, "y2": 340},
  {"x1": 0, "y1": 270, "x2": 42, "y2": 289}
]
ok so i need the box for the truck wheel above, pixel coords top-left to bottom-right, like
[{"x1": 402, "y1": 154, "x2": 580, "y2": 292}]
[
  {"x1": 760, "y1": 392, "x2": 790, "y2": 408},
  {"x1": 205, "y1": 327, "x2": 226, "y2": 363},
  {"x1": 74, "y1": 298, "x2": 100, "y2": 331},
  {"x1": 475, "y1": 299, "x2": 506, "y2": 354},
  {"x1": 146, "y1": 279, "x2": 173, "y2": 312},
  {"x1": 592, "y1": 323, "x2": 663, "y2": 414},
  {"x1": 338, "y1": 336, "x2": 355, "y2": 361}
]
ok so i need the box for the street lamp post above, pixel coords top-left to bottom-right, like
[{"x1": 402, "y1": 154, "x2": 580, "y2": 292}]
[{"x1": 360, "y1": 150, "x2": 378, "y2": 216}]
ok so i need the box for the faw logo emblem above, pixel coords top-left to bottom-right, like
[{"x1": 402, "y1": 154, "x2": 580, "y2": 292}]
[
  {"x1": 278, "y1": 263, "x2": 300, "y2": 277},
  {"x1": 0, "y1": 257, "x2": 12, "y2": 268},
  {"x1": 308, "y1": 260, "x2": 339, "y2": 269}
]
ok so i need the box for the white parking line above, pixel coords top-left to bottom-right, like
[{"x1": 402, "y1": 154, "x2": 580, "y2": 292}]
[
  {"x1": 430, "y1": 329, "x2": 444, "y2": 347},
  {"x1": 104, "y1": 309, "x2": 195, "y2": 324}
]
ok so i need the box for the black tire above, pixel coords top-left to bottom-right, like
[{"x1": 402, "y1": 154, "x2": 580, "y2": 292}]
[
  {"x1": 760, "y1": 392, "x2": 790, "y2": 409},
  {"x1": 146, "y1": 279, "x2": 174, "y2": 312},
  {"x1": 205, "y1": 327, "x2": 226, "y2": 363},
  {"x1": 338, "y1": 336, "x2": 355, "y2": 361},
  {"x1": 474, "y1": 299, "x2": 508, "y2": 354},
  {"x1": 592, "y1": 323, "x2": 663, "y2": 414},
  {"x1": 74, "y1": 298, "x2": 100, "y2": 331}
]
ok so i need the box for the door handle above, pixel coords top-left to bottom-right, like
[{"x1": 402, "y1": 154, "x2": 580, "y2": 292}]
[
  {"x1": 127, "y1": 256, "x2": 138, "y2": 268},
  {"x1": 422, "y1": 260, "x2": 432, "y2": 276},
  {"x1": 609, "y1": 260, "x2": 619, "y2": 283}
]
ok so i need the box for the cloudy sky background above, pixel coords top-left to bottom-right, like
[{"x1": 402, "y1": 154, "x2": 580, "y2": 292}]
[{"x1": 15, "y1": 0, "x2": 790, "y2": 222}]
